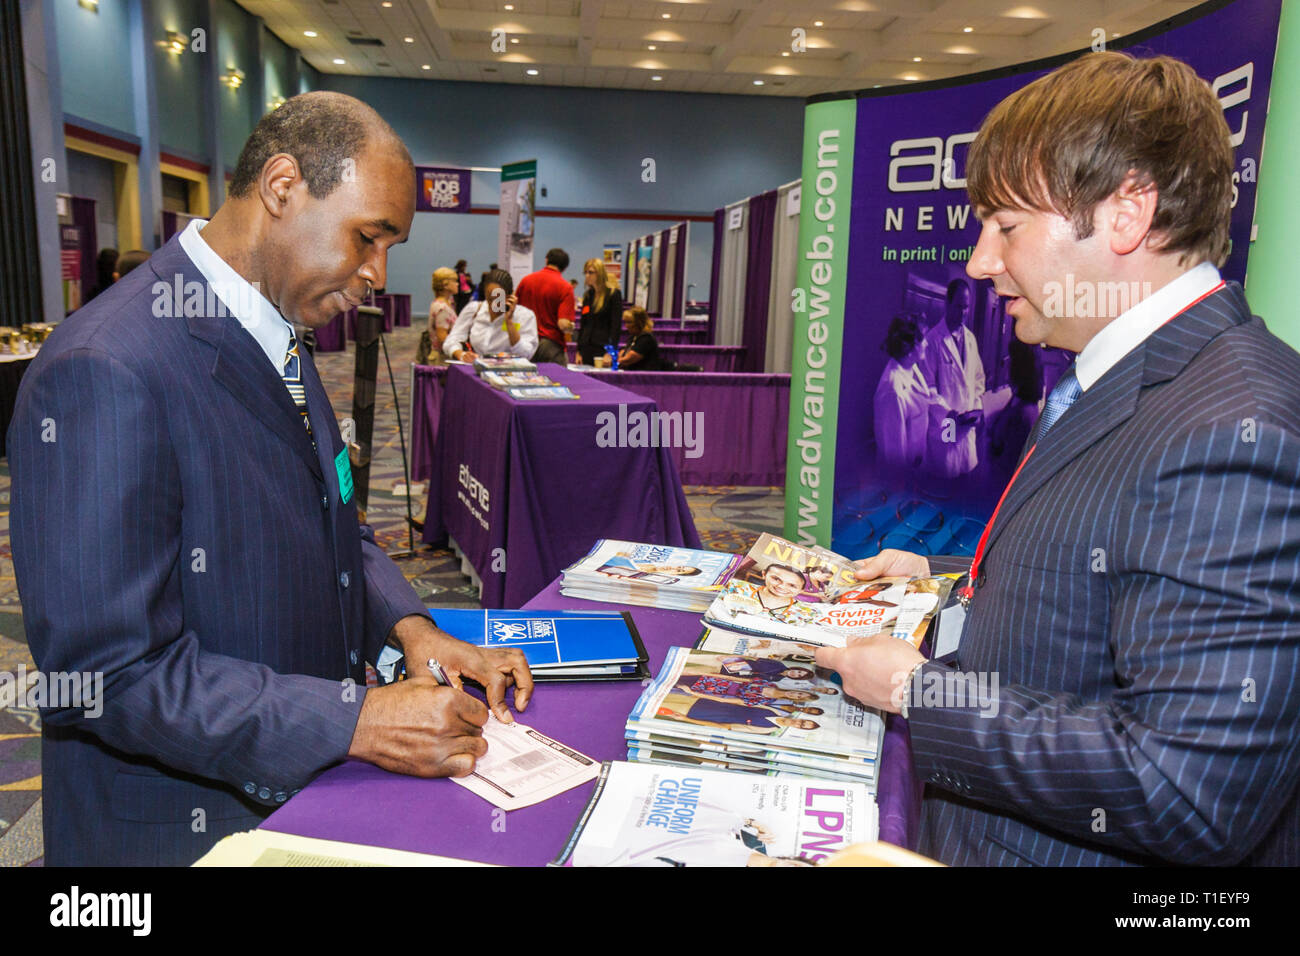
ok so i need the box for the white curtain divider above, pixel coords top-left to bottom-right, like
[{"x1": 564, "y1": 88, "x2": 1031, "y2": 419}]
[
  {"x1": 648, "y1": 231, "x2": 664, "y2": 315},
  {"x1": 716, "y1": 199, "x2": 749, "y2": 347},
  {"x1": 765, "y1": 179, "x2": 801, "y2": 372},
  {"x1": 662, "y1": 226, "x2": 679, "y2": 318}
]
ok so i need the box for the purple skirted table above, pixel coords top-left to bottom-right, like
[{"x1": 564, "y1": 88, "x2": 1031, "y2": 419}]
[
  {"x1": 585, "y1": 370, "x2": 789, "y2": 486},
  {"x1": 421, "y1": 363, "x2": 700, "y2": 607},
  {"x1": 346, "y1": 298, "x2": 395, "y2": 339},
  {"x1": 260, "y1": 576, "x2": 921, "y2": 863},
  {"x1": 384, "y1": 293, "x2": 412, "y2": 327},
  {"x1": 314, "y1": 313, "x2": 347, "y2": 353},
  {"x1": 409, "y1": 364, "x2": 447, "y2": 483}
]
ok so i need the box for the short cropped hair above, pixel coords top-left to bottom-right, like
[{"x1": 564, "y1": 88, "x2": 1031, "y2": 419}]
[
  {"x1": 967, "y1": 52, "x2": 1234, "y2": 267},
  {"x1": 545, "y1": 248, "x2": 570, "y2": 272},
  {"x1": 229, "y1": 91, "x2": 410, "y2": 200},
  {"x1": 946, "y1": 278, "x2": 971, "y2": 304}
]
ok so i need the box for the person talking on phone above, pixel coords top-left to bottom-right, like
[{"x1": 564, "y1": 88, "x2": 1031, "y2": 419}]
[{"x1": 444, "y1": 268, "x2": 539, "y2": 362}]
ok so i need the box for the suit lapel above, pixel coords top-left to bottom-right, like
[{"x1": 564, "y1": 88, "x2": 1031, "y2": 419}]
[
  {"x1": 151, "y1": 236, "x2": 325, "y2": 481},
  {"x1": 982, "y1": 282, "x2": 1252, "y2": 557}
]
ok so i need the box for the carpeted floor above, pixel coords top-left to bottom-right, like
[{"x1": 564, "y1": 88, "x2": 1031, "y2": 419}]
[{"x1": 0, "y1": 321, "x2": 784, "y2": 866}]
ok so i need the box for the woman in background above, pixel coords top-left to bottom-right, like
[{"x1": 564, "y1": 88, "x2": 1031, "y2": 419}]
[
  {"x1": 575, "y1": 259, "x2": 624, "y2": 365},
  {"x1": 419, "y1": 266, "x2": 459, "y2": 364},
  {"x1": 453, "y1": 259, "x2": 472, "y2": 313},
  {"x1": 617, "y1": 306, "x2": 671, "y2": 370}
]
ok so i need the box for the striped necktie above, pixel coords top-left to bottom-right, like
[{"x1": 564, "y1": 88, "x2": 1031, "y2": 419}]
[
  {"x1": 282, "y1": 331, "x2": 313, "y2": 441},
  {"x1": 1033, "y1": 364, "x2": 1081, "y2": 444}
]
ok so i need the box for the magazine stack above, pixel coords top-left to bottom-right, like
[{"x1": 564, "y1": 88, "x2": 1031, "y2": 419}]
[
  {"x1": 624, "y1": 645, "x2": 884, "y2": 788},
  {"x1": 560, "y1": 540, "x2": 742, "y2": 613}
]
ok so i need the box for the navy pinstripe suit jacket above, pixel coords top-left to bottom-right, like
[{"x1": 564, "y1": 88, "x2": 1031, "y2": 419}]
[
  {"x1": 910, "y1": 283, "x2": 1300, "y2": 866},
  {"x1": 8, "y1": 235, "x2": 427, "y2": 866}
]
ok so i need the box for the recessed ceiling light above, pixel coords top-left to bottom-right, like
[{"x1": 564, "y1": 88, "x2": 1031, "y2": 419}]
[
  {"x1": 510, "y1": 37, "x2": 519, "y2": 43},
  {"x1": 781, "y1": 51, "x2": 789, "y2": 57},
  {"x1": 963, "y1": 26, "x2": 974, "y2": 33},
  {"x1": 647, "y1": 44, "x2": 656, "y2": 50},
  {"x1": 304, "y1": 30, "x2": 317, "y2": 37},
  {"x1": 504, "y1": 3, "x2": 514, "y2": 8},
  {"x1": 404, "y1": 36, "x2": 414, "y2": 43},
  {"x1": 422, "y1": 64, "x2": 430, "y2": 70},
  {"x1": 814, "y1": 20, "x2": 824, "y2": 27},
  {"x1": 651, "y1": 75, "x2": 662, "y2": 81},
  {"x1": 662, "y1": 13, "x2": 671, "y2": 19},
  {"x1": 526, "y1": 68, "x2": 539, "y2": 75},
  {"x1": 913, "y1": 56, "x2": 922, "y2": 62},
  {"x1": 333, "y1": 58, "x2": 345, "y2": 65},
  {"x1": 381, "y1": 1, "x2": 392, "y2": 7},
  {"x1": 753, "y1": 79, "x2": 764, "y2": 85}
]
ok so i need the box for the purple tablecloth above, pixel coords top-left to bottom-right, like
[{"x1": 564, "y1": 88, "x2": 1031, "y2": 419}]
[
  {"x1": 346, "y1": 300, "x2": 395, "y2": 338},
  {"x1": 409, "y1": 364, "x2": 447, "y2": 483},
  {"x1": 314, "y1": 313, "x2": 347, "y2": 353},
  {"x1": 386, "y1": 293, "x2": 412, "y2": 327},
  {"x1": 260, "y1": 576, "x2": 921, "y2": 863},
  {"x1": 585, "y1": 370, "x2": 788, "y2": 486},
  {"x1": 422, "y1": 363, "x2": 700, "y2": 607}
]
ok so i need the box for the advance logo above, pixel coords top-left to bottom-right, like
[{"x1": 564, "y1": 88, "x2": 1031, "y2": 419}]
[{"x1": 50, "y1": 886, "x2": 151, "y2": 937}]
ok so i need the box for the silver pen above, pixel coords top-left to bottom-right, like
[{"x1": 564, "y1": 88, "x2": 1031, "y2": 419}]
[{"x1": 426, "y1": 658, "x2": 451, "y2": 686}]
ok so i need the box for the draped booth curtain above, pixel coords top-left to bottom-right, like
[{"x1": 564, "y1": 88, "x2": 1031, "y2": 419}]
[
  {"x1": 740, "y1": 190, "x2": 777, "y2": 372},
  {"x1": 647, "y1": 231, "x2": 663, "y2": 315},
  {"x1": 1, "y1": 4, "x2": 44, "y2": 326},
  {"x1": 708, "y1": 208, "x2": 724, "y2": 343},
  {"x1": 765, "y1": 181, "x2": 802, "y2": 373},
  {"x1": 714, "y1": 200, "x2": 749, "y2": 347}
]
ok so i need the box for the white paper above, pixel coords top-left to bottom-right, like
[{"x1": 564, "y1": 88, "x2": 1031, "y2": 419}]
[{"x1": 452, "y1": 718, "x2": 600, "y2": 811}]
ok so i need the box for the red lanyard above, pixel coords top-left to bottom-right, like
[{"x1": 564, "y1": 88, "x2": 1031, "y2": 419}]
[{"x1": 956, "y1": 278, "x2": 1226, "y2": 604}]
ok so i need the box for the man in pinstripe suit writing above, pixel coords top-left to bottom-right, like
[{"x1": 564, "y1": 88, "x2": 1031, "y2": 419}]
[
  {"x1": 819, "y1": 53, "x2": 1300, "y2": 866},
  {"x1": 9, "y1": 93, "x2": 532, "y2": 865}
]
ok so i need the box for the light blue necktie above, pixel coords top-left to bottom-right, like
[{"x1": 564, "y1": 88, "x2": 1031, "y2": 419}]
[{"x1": 1034, "y1": 364, "x2": 1081, "y2": 444}]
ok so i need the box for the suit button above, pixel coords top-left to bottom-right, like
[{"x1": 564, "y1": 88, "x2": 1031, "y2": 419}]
[
  {"x1": 350, "y1": 649, "x2": 359, "y2": 666},
  {"x1": 340, "y1": 571, "x2": 351, "y2": 588},
  {"x1": 257, "y1": 787, "x2": 271, "y2": 801},
  {"x1": 274, "y1": 792, "x2": 289, "y2": 804},
  {"x1": 321, "y1": 495, "x2": 329, "y2": 511},
  {"x1": 243, "y1": 781, "x2": 256, "y2": 796}
]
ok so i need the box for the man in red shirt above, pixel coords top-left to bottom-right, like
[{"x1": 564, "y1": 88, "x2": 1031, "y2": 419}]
[{"x1": 516, "y1": 248, "x2": 575, "y2": 364}]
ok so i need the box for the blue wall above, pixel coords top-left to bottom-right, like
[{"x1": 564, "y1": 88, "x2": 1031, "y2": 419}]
[
  {"x1": 263, "y1": 25, "x2": 294, "y2": 113},
  {"x1": 319, "y1": 74, "x2": 803, "y2": 312},
  {"x1": 151, "y1": 0, "x2": 207, "y2": 158},
  {"x1": 55, "y1": 0, "x2": 137, "y2": 135},
  {"x1": 215, "y1": 0, "x2": 257, "y2": 172}
]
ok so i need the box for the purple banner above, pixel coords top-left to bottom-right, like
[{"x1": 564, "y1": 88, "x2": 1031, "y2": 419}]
[
  {"x1": 832, "y1": 0, "x2": 1281, "y2": 559},
  {"x1": 415, "y1": 165, "x2": 471, "y2": 213}
]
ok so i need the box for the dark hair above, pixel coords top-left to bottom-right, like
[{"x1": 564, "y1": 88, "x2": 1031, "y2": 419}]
[
  {"x1": 483, "y1": 268, "x2": 514, "y2": 296},
  {"x1": 455, "y1": 259, "x2": 467, "y2": 272},
  {"x1": 545, "y1": 248, "x2": 570, "y2": 272},
  {"x1": 228, "y1": 91, "x2": 410, "y2": 200},
  {"x1": 946, "y1": 278, "x2": 971, "y2": 304},
  {"x1": 114, "y1": 249, "x2": 150, "y2": 278},
  {"x1": 883, "y1": 313, "x2": 923, "y2": 361},
  {"x1": 967, "y1": 52, "x2": 1234, "y2": 267},
  {"x1": 1007, "y1": 338, "x2": 1043, "y2": 403}
]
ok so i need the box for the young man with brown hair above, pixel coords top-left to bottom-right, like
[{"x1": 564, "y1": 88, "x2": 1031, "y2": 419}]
[{"x1": 819, "y1": 52, "x2": 1300, "y2": 866}]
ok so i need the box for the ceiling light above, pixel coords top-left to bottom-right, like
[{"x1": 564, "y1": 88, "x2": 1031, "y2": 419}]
[
  {"x1": 781, "y1": 51, "x2": 789, "y2": 57},
  {"x1": 648, "y1": 44, "x2": 656, "y2": 50},
  {"x1": 504, "y1": 3, "x2": 514, "y2": 8},
  {"x1": 662, "y1": 13, "x2": 671, "y2": 19},
  {"x1": 381, "y1": 1, "x2": 392, "y2": 7},
  {"x1": 963, "y1": 26, "x2": 974, "y2": 32},
  {"x1": 510, "y1": 37, "x2": 519, "y2": 43},
  {"x1": 753, "y1": 79, "x2": 764, "y2": 85},
  {"x1": 913, "y1": 56, "x2": 923, "y2": 62},
  {"x1": 304, "y1": 30, "x2": 317, "y2": 38},
  {"x1": 422, "y1": 64, "x2": 431, "y2": 70},
  {"x1": 333, "y1": 58, "x2": 345, "y2": 65},
  {"x1": 526, "y1": 68, "x2": 539, "y2": 75},
  {"x1": 814, "y1": 20, "x2": 824, "y2": 27},
  {"x1": 404, "y1": 36, "x2": 414, "y2": 43},
  {"x1": 651, "y1": 75, "x2": 662, "y2": 81}
]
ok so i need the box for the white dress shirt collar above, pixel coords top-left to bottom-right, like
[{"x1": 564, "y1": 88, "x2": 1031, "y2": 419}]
[
  {"x1": 178, "y1": 218, "x2": 293, "y2": 373},
  {"x1": 1075, "y1": 261, "x2": 1223, "y2": 391}
]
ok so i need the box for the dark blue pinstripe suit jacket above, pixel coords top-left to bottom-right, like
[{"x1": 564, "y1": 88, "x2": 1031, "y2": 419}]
[
  {"x1": 910, "y1": 283, "x2": 1300, "y2": 866},
  {"x1": 7, "y1": 235, "x2": 427, "y2": 866}
]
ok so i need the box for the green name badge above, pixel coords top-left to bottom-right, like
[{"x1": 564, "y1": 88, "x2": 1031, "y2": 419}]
[{"x1": 335, "y1": 447, "x2": 354, "y2": 505}]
